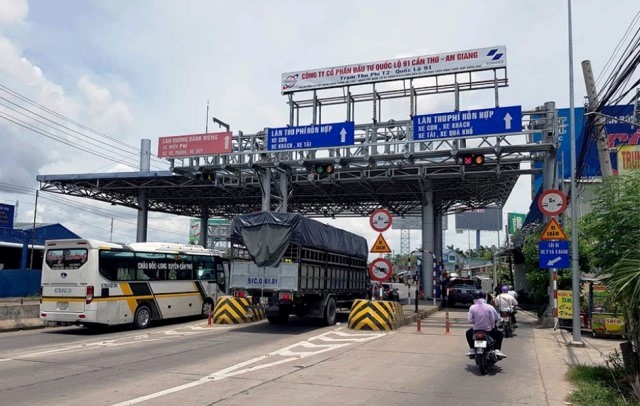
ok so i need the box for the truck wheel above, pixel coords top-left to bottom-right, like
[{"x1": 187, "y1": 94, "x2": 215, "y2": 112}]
[
  {"x1": 133, "y1": 304, "x2": 152, "y2": 329},
  {"x1": 323, "y1": 297, "x2": 337, "y2": 326}
]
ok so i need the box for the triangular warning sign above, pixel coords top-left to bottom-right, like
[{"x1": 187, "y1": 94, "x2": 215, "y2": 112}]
[
  {"x1": 540, "y1": 217, "x2": 568, "y2": 241},
  {"x1": 370, "y1": 233, "x2": 392, "y2": 253}
]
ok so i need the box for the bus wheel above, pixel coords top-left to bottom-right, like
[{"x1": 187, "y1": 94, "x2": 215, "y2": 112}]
[
  {"x1": 134, "y1": 305, "x2": 152, "y2": 329},
  {"x1": 202, "y1": 300, "x2": 214, "y2": 318}
]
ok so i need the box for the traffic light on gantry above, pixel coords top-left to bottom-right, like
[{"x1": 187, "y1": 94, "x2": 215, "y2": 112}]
[
  {"x1": 313, "y1": 164, "x2": 335, "y2": 175},
  {"x1": 458, "y1": 153, "x2": 485, "y2": 166}
]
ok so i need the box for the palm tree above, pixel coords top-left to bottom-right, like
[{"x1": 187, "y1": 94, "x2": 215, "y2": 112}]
[{"x1": 607, "y1": 248, "x2": 640, "y2": 372}]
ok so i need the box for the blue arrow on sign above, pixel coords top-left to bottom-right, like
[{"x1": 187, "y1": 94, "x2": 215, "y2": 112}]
[
  {"x1": 539, "y1": 241, "x2": 570, "y2": 269},
  {"x1": 413, "y1": 105, "x2": 522, "y2": 141},
  {"x1": 267, "y1": 122, "x2": 355, "y2": 151}
]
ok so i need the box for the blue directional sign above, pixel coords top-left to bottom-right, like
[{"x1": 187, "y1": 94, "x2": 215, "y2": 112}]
[
  {"x1": 0, "y1": 203, "x2": 14, "y2": 229},
  {"x1": 413, "y1": 105, "x2": 522, "y2": 141},
  {"x1": 267, "y1": 121, "x2": 355, "y2": 151},
  {"x1": 539, "y1": 241, "x2": 570, "y2": 269}
]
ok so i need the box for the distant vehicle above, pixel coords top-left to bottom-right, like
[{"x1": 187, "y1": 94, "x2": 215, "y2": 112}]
[
  {"x1": 228, "y1": 212, "x2": 369, "y2": 325},
  {"x1": 40, "y1": 239, "x2": 229, "y2": 329},
  {"x1": 369, "y1": 282, "x2": 406, "y2": 302},
  {"x1": 448, "y1": 278, "x2": 482, "y2": 307}
]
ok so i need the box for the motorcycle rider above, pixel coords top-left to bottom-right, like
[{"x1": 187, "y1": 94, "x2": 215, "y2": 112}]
[
  {"x1": 495, "y1": 285, "x2": 518, "y2": 326},
  {"x1": 465, "y1": 290, "x2": 506, "y2": 358}
]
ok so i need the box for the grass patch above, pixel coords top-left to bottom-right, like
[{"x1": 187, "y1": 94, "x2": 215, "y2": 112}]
[{"x1": 567, "y1": 365, "x2": 639, "y2": 405}]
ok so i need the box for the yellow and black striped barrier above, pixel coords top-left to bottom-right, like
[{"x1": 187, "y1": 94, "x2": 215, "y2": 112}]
[
  {"x1": 212, "y1": 296, "x2": 266, "y2": 324},
  {"x1": 348, "y1": 299, "x2": 407, "y2": 330}
]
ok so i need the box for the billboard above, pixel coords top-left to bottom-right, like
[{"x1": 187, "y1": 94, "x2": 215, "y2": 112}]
[
  {"x1": 281, "y1": 46, "x2": 506, "y2": 93},
  {"x1": 189, "y1": 218, "x2": 231, "y2": 245},
  {"x1": 507, "y1": 213, "x2": 526, "y2": 235},
  {"x1": 0, "y1": 203, "x2": 15, "y2": 229},
  {"x1": 391, "y1": 216, "x2": 448, "y2": 230},
  {"x1": 617, "y1": 145, "x2": 640, "y2": 173},
  {"x1": 158, "y1": 131, "x2": 233, "y2": 158},
  {"x1": 455, "y1": 208, "x2": 503, "y2": 231},
  {"x1": 546, "y1": 105, "x2": 639, "y2": 179}
]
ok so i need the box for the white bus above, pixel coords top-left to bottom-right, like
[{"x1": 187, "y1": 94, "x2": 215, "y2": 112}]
[{"x1": 40, "y1": 239, "x2": 229, "y2": 329}]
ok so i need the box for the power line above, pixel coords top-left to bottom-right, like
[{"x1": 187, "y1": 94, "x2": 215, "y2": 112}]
[{"x1": 0, "y1": 82, "x2": 168, "y2": 169}]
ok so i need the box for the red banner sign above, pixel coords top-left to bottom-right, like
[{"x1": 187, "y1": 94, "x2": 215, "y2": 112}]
[{"x1": 157, "y1": 131, "x2": 232, "y2": 158}]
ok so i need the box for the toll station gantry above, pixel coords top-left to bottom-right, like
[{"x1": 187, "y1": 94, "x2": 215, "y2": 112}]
[{"x1": 37, "y1": 46, "x2": 559, "y2": 298}]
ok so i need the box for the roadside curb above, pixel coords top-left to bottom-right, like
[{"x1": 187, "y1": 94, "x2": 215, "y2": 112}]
[
  {"x1": 0, "y1": 319, "x2": 46, "y2": 333},
  {"x1": 401, "y1": 305, "x2": 440, "y2": 325}
]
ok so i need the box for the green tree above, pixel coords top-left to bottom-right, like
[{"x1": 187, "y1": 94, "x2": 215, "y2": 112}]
[{"x1": 581, "y1": 171, "x2": 640, "y2": 371}]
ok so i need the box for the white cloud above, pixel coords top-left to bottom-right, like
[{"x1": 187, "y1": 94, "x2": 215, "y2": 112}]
[
  {"x1": 0, "y1": 0, "x2": 28, "y2": 26},
  {"x1": 1, "y1": 0, "x2": 638, "y2": 250}
]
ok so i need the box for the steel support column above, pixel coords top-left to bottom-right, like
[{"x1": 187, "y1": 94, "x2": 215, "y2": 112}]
[
  {"x1": 542, "y1": 101, "x2": 557, "y2": 314},
  {"x1": 262, "y1": 170, "x2": 272, "y2": 212},
  {"x1": 421, "y1": 182, "x2": 434, "y2": 299},
  {"x1": 279, "y1": 171, "x2": 288, "y2": 213},
  {"x1": 434, "y1": 213, "x2": 443, "y2": 265},
  {"x1": 136, "y1": 139, "x2": 151, "y2": 242},
  {"x1": 198, "y1": 205, "x2": 209, "y2": 248}
]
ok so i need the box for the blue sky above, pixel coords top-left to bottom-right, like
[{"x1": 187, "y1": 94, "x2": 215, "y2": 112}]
[{"x1": 0, "y1": 0, "x2": 638, "y2": 253}]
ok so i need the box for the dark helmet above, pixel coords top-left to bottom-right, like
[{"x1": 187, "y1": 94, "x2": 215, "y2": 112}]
[
  {"x1": 473, "y1": 290, "x2": 486, "y2": 300},
  {"x1": 501, "y1": 285, "x2": 509, "y2": 293}
]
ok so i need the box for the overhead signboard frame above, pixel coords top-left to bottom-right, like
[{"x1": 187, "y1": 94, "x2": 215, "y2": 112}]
[{"x1": 281, "y1": 46, "x2": 506, "y2": 93}]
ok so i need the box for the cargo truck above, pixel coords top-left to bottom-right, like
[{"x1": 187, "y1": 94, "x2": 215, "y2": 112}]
[{"x1": 228, "y1": 212, "x2": 369, "y2": 325}]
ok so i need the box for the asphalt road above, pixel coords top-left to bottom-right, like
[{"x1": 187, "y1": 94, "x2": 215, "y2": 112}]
[{"x1": 0, "y1": 308, "x2": 553, "y2": 405}]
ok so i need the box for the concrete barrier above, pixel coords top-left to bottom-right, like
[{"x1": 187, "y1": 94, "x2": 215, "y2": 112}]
[
  {"x1": 212, "y1": 296, "x2": 266, "y2": 324},
  {"x1": 348, "y1": 299, "x2": 405, "y2": 330},
  {"x1": 0, "y1": 301, "x2": 44, "y2": 332}
]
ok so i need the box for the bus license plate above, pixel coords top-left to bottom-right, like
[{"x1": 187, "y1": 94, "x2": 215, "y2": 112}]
[
  {"x1": 474, "y1": 340, "x2": 487, "y2": 348},
  {"x1": 57, "y1": 302, "x2": 68, "y2": 311}
]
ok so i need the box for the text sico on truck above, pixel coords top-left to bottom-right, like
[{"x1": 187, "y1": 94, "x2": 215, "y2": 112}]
[
  {"x1": 40, "y1": 239, "x2": 229, "y2": 329},
  {"x1": 228, "y1": 211, "x2": 369, "y2": 325}
]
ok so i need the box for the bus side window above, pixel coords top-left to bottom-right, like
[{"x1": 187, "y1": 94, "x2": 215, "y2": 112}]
[{"x1": 118, "y1": 268, "x2": 133, "y2": 281}]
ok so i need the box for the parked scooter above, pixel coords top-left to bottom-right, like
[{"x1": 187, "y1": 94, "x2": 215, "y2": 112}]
[{"x1": 469, "y1": 329, "x2": 503, "y2": 375}]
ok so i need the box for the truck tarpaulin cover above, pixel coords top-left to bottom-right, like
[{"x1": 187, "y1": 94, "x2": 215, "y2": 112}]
[{"x1": 230, "y1": 212, "x2": 368, "y2": 267}]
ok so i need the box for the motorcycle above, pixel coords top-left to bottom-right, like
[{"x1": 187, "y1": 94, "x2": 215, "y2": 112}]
[
  {"x1": 381, "y1": 285, "x2": 400, "y2": 302},
  {"x1": 470, "y1": 330, "x2": 502, "y2": 375},
  {"x1": 498, "y1": 310, "x2": 514, "y2": 338}
]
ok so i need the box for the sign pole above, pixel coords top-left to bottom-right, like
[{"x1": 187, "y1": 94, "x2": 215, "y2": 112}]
[{"x1": 567, "y1": 0, "x2": 583, "y2": 346}]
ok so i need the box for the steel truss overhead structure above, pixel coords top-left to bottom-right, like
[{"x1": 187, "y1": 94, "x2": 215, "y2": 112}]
[
  {"x1": 37, "y1": 109, "x2": 554, "y2": 219},
  {"x1": 36, "y1": 56, "x2": 559, "y2": 300},
  {"x1": 37, "y1": 67, "x2": 557, "y2": 220}
]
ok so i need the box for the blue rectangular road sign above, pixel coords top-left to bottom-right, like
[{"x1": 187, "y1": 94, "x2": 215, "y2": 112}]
[
  {"x1": 539, "y1": 241, "x2": 570, "y2": 269},
  {"x1": 413, "y1": 105, "x2": 522, "y2": 141},
  {"x1": 267, "y1": 121, "x2": 355, "y2": 151},
  {"x1": 0, "y1": 203, "x2": 15, "y2": 229}
]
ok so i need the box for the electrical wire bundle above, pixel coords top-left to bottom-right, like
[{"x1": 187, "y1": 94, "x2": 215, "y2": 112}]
[
  {"x1": 577, "y1": 11, "x2": 640, "y2": 181},
  {"x1": 0, "y1": 83, "x2": 168, "y2": 172}
]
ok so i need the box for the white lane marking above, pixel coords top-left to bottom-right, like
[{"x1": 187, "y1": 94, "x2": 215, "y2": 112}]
[
  {"x1": 2, "y1": 338, "x2": 164, "y2": 361},
  {"x1": 1, "y1": 321, "x2": 228, "y2": 361},
  {"x1": 112, "y1": 328, "x2": 386, "y2": 405}
]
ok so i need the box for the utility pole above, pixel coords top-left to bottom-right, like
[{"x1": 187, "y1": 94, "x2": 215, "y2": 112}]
[
  {"x1": 569, "y1": 0, "x2": 583, "y2": 345},
  {"x1": 110, "y1": 218, "x2": 114, "y2": 242},
  {"x1": 582, "y1": 60, "x2": 613, "y2": 178}
]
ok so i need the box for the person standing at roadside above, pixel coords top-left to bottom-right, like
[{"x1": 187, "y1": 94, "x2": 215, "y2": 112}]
[{"x1": 441, "y1": 273, "x2": 450, "y2": 307}]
